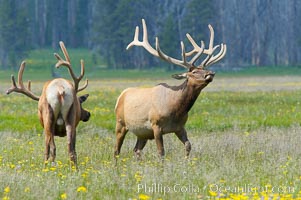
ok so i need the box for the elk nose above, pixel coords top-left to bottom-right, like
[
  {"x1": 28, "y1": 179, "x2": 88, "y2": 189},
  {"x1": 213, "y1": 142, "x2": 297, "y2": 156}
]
[
  {"x1": 83, "y1": 112, "x2": 91, "y2": 122},
  {"x1": 207, "y1": 71, "x2": 215, "y2": 76},
  {"x1": 204, "y1": 71, "x2": 215, "y2": 82},
  {"x1": 204, "y1": 71, "x2": 215, "y2": 78}
]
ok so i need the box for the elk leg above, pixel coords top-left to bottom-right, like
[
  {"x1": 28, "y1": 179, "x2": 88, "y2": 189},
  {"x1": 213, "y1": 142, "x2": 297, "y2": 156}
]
[
  {"x1": 49, "y1": 135, "x2": 56, "y2": 163},
  {"x1": 71, "y1": 130, "x2": 77, "y2": 166},
  {"x1": 133, "y1": 139, "x2": 148, "y2": 159},
  {"x1": 153, "y1": 125, "x2": 165, "y2": 158},
  {"x1": 175, "y1": 128, "x2": 191, "y2": 157},
  {"x1": 44, "y1": 133, "x2": 50, "y2": 163},
  {"x1": 114, "y1": 120, "x2": 128, "y2": 157},
  {"x1": 43, "y1": 116, "x2": 56, "y2": 166},
  {"x1": 66, "y1": 124, "x2": 77, "y2": 168},
  {"x1": 44, "y1": 134, "x2": 56, "y2": 165}
]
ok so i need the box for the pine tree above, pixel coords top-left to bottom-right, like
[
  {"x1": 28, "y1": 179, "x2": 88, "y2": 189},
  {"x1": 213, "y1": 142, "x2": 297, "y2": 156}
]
[{"x1": 0, "y1": 0, "x2": 31, "y2": 69}]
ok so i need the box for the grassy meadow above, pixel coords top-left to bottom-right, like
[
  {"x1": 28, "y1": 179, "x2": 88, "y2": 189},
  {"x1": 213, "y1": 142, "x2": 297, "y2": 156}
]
[{"x1": 1, "y1": 50, "x2": 301, "y2": 199}]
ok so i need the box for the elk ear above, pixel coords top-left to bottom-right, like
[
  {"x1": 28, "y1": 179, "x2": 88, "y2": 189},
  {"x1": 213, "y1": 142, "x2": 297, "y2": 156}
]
[
  {"x1": 172, "y1": 73, "x2": 187, "y2": 80},
  {"x1": 79, "y1": 94, "x2": 89, "y2": 103}
]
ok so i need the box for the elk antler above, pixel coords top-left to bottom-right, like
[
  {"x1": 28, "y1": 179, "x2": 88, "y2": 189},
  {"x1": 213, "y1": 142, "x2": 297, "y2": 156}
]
[
  {"x1": 54, "y1": 41, "x2": 88, "y2": 93},
  {"x1": 126, "y1": 19, "x2": 227, "y2": 69},
  {"x1": 6, "y1": 61, "x2": 40, "y2": 101}
]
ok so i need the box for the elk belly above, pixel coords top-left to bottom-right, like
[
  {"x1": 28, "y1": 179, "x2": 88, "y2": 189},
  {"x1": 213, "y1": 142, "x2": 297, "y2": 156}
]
[
  {"x1": 132, "y1": 129, "x2": 154, "y2": 140},
  {"x1": 127, "y1": 121, "x2": 154, "y2": 139}
]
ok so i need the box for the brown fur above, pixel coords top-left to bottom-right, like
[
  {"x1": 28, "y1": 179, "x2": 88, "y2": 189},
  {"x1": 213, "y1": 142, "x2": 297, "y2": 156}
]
[
  {"x1": 7, "y1": 42, "x2": 90, "y2": 169},
  {"x1": 38, "y1": 79, "x2": 90, "y2": 168},
  {"x1": 114, "y1": 68, "x2": 214, "y2": 159},
  {"x1": 118, "y1": 19, "x2": 226, "y2": 159},
  {"x1": 7, "y1": 61, "x2": 90, "y2": 169}
]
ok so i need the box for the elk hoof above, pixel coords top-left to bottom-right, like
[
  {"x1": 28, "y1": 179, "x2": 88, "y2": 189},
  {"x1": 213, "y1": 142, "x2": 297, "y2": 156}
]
[{"x1": 185, "y1": 141, "x2": 191, "y2": 156}]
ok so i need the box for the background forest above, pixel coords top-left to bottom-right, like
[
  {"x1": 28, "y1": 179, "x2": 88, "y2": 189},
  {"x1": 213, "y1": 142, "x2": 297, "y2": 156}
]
[
  {"x1": 2, "y1": 1, "x2": 301, "y2": 199},
  {"x1": 0, "y1": 0, "x2": 301, "y2": 70}
]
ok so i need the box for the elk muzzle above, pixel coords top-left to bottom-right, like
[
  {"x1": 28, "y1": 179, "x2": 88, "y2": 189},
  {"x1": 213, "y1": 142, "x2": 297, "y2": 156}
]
[
  {"x1": 204, "y1": 71, "x2": 215, "y2": 83},
  {"x1": 81, "y1": 110, "x2": 90, "y2": 122}
]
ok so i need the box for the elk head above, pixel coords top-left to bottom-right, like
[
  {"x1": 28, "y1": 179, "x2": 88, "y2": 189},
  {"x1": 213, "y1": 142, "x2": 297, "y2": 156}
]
[
  {"x1": 6, "y1": 41, "x2": 90, "y2": 169},
  {"x1": 114, "y1": 19, "x2": 226, "y2": 160}
]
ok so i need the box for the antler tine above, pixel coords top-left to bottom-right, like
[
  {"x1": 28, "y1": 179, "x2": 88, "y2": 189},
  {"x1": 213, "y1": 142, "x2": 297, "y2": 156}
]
[
  {"x1": 77, "y1": 59, "x2": 88, "y2": 92},
  {"x1": 126, "y1": 19, "x2": 159, "y2": 56},
  {"x1": 156, "y1": 38, "x2": 192, "y2": 69},
  {"x1": 54, "y1": 41, "x2": 88, "y2": 93},
  {"x1": 6, "y1": 61, "x2": 40, "y2": 101},
  {"x1": 18, "y1": 61, "x2": 26, "y2": 89},
  {"x1": 190, "y1": 40, "x2": 205, "y2": 66},
  {"x1": 185, "y1": 33, "x2": 204, "y2": 57},
  {"x1": 28, "y1": 80, "x2": 32, "y2": 91},
  {"x1": 7, "y1": 75, "x2": 17, "y2": 92},
  {"x1": 78, "y1": 59, "x2": 85, "y2": 80},
  {"x1": 205, "y1": 24, "x2": 215, "y2": 54},
  {"x1": 200, "y1": 44, "x2": 220, "y2": 67},
  {"x1": 186, "y1": 24, "x2": 226, "y2": 68},
  {"x1": 202, "y1": 24, "x2": 227, "y2": 68},
  {"x1": 180, "y1": 42, "x2": 187, "y2": 66},
  {"x1": 77, "y1": 79, "x2": 88, "y2": 92},
  {"x1": 205, "y1": 44, "x2": 227, "y2": 67},
  {"x1": 59, "y1": 41, "x2": 71, "y2": 63},
  {"x1": 126, "y1": 19, "x2": 226, "y2": 70},
  {"x1": 126, "y1": 26, "x2": 140, "y2": 50},
  {"x1": 55, "y1": 42, "x2": 77, "y2": 80},
  {"x1": 126, "y1": 19, "x2": 192, "y2": 69},
  {"x1": 7, "y1": 61, "x2": 27, "y2": 94}
]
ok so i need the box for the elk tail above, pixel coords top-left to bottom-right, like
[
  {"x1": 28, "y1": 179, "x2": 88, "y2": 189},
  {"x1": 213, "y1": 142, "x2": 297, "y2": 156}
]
[{"x1": 56, "y1": 86, "x2": 65, "y2": 125}]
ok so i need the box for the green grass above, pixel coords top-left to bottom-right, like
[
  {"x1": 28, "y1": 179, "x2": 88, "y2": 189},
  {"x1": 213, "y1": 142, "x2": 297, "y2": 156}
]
[
  {"x1": 2, "y1": 76, "x2": 301, "y2": 199},
  {"x1": 2, "y1": 83, "x2": 301, "y2": 133},
  {"x1": 2, "y1": 48, "x2": 301, "y2": 199}
]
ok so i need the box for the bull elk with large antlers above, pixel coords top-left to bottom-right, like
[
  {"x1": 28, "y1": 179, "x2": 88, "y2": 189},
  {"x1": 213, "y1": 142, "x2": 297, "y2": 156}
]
[
  {"x1": 6, "y1": 42, "x2": 90, "y2": 169},
  {"x1": 114, "y1": 19, "x2": 226, "y2": 159}
]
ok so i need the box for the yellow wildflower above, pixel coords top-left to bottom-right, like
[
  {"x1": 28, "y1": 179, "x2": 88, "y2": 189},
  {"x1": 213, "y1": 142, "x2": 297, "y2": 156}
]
[
  {"x1": 209, "y1": 190, "x2": 217, "y2": 197},
  {"x1": 219, "y1": 179, "x2": 226, "y2": 184},
  {"x1": 77, "y1": 186, "x2": 87, "y2": 193},
  {"x1": 50, "y1": 166, "x2": 56, "y2": 171},
  {"x1": 81, "y1": 172, "x2": 88, "y2": 178},
  {"x1": 139, "y1": 193, "x2": 150, "y2": 200},
  {"x1": 42, "y1": 168, "x2": 49, "y2": 172},
  {"x1": 135, "y1": 171, "x2": 143, "y2": 183},
  {"x1": 60, "y1": 192, "x2": 67, "y2": 199},
  {"x1": 24, "y1": 187, "x2": 30, "y2": 193},
  {"x1": 4, "y1": 186, "x2": 10, "y2": 193},
  {"x1": 57, "y1": 160, "x2": 63, "y2": 167}
]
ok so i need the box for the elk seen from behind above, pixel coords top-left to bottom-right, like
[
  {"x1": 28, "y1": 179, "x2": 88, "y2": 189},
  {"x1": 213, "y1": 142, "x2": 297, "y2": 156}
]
[
  {"x1": 114, "y1": 19, "x2": 226, "y2": 159},
  {"x1": 6, "y1": 42, "x2": 90, "y2": 169}
]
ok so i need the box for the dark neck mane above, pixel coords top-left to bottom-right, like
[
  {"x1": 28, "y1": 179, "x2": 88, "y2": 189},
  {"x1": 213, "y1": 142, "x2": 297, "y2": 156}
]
[
  {"x1": 157, "y1": 79, "x2": 203, "y2": 117},
  {"x1": 157, "y1": 79, "x2": 188, "y2": 91}
]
